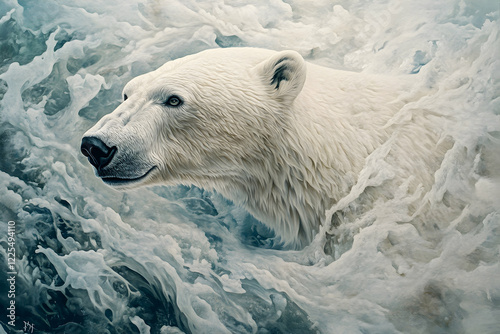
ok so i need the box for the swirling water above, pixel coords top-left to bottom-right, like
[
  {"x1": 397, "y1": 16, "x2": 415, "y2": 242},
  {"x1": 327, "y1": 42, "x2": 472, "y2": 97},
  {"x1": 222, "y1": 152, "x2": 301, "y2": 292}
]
[{"x1": 0, "y1": 0, "x2": 499, "y2": 333}]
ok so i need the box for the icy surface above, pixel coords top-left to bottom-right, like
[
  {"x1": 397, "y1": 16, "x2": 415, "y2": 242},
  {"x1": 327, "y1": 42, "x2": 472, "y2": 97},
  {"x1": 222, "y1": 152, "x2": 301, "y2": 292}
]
[{"x1": 0, "y1": 0, "x2": 499, "y2": 333}]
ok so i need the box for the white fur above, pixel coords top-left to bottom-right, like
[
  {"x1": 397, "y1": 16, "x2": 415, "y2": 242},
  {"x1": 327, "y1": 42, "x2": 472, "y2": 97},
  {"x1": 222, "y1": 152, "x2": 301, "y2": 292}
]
[{"x1": 83, "y1": 48, "x2": 446, "y2": 247}]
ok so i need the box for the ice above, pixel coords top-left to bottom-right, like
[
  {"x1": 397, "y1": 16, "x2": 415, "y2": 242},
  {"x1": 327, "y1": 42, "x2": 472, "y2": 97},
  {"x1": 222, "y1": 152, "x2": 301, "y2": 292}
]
[{"x1": 1, "y1": 0, "x2": 499, "y2": 333}]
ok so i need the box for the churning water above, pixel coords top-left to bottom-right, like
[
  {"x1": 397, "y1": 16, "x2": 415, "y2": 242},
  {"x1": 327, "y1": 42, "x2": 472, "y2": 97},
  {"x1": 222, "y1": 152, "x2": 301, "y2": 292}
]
[{"x1": 0, "y1": 0, "x2": 499, "y2": 333}]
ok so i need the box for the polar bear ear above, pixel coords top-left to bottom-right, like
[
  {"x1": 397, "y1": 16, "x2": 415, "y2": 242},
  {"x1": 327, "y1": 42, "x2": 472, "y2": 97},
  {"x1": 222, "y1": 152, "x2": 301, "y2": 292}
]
[{"x1": 255, "y1": 50, "x2": 307, "y2": 105}]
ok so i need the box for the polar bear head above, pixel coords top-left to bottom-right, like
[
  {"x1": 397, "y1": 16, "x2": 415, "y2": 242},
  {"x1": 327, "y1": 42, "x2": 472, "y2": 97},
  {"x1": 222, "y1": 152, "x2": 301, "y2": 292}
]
[{"x1": 81, "y1": 48, "x2": 306, "y2": 192}]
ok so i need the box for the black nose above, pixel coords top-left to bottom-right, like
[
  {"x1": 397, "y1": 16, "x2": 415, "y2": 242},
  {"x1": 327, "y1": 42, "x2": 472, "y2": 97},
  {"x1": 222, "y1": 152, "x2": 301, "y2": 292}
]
[{"x1": 81, "y1": 136, "x2": 117, "y2": 170}]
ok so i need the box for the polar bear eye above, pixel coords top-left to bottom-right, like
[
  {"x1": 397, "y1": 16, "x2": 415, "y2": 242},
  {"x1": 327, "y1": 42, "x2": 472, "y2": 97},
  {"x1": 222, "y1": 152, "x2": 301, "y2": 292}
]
[
  {"x1": 165, "y1": 95, "x2": 182, "y2": 107},
  {"x1": 123, "y1": 94, "x2": 128, "y2": 101}
]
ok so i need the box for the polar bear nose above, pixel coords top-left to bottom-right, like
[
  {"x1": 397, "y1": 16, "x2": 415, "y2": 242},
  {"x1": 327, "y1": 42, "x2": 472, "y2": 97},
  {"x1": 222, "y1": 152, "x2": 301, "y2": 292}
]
[{"x1": 81, "y1": 137, "x2": 117, "y2": 170}]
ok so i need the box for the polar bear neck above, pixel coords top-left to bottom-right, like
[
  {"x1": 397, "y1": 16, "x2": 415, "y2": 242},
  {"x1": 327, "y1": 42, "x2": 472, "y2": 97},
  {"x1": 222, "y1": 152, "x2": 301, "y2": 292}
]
[
  {"x1": 210, "y1": 105, "x2": 385, "y2": 248},
  {"x1": 236, "y1": 118, "x2": 364, "y2": 247}
]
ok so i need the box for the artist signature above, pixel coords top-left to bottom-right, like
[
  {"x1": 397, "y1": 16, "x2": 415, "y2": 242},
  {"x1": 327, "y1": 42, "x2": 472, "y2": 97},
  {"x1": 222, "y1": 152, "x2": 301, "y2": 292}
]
[{"x1": 23, "y1": 321, "x2": 35, "y2": 333}]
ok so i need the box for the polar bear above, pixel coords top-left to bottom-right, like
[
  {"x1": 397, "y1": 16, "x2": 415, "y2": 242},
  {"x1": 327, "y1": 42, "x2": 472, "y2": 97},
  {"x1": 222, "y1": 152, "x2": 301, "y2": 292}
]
[{"x1": 81, "y1": 48, "x2": 446, "y2": 247}]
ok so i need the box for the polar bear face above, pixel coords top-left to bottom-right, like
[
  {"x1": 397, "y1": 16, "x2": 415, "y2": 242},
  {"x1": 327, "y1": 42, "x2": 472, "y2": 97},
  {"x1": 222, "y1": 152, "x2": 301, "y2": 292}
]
[{"x1": 81, "y1": 48, "x2": 306, "y2": 191}]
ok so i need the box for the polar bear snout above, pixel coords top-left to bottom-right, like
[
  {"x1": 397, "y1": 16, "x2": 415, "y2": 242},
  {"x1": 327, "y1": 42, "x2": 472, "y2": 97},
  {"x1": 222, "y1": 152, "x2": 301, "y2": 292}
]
[{"x1": 81, "y1": 136, "x2": 117, "y2": 171}]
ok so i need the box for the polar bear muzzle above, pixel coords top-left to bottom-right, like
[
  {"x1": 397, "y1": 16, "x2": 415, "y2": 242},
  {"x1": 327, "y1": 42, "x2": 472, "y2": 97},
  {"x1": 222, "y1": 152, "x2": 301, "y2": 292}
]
[
  {"x1": 81, "y1": 136, "x2": 117, "y2": 171},
  {"x1": 80, "y1": 134, "x2": 157, "y2": 187}
]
